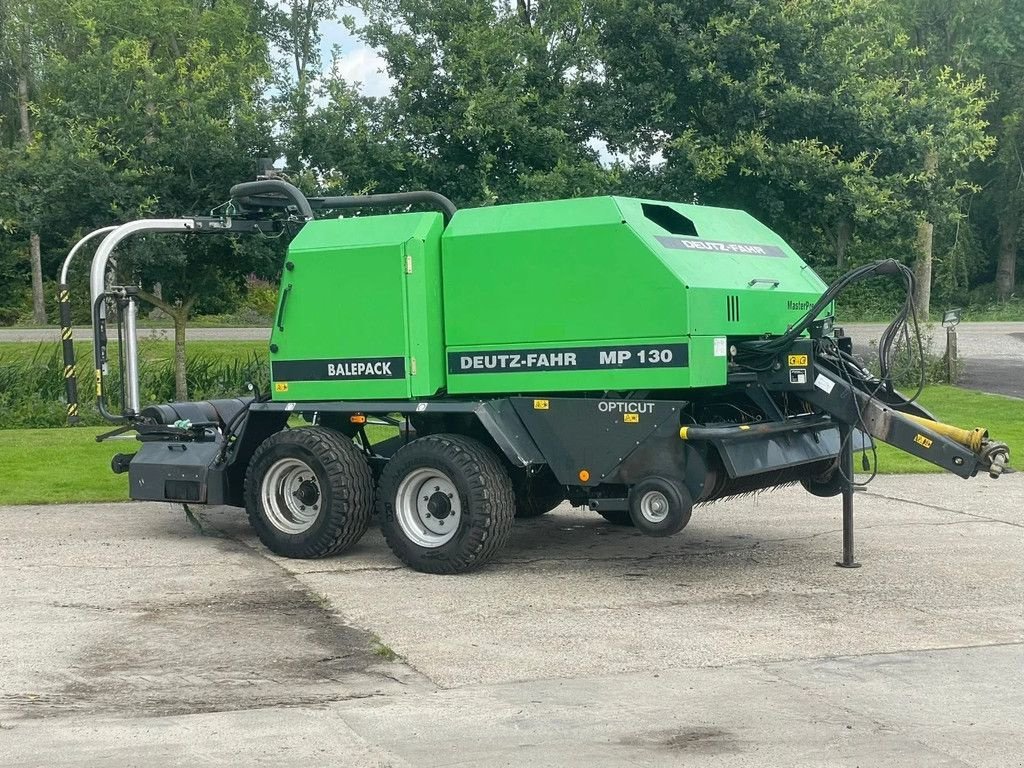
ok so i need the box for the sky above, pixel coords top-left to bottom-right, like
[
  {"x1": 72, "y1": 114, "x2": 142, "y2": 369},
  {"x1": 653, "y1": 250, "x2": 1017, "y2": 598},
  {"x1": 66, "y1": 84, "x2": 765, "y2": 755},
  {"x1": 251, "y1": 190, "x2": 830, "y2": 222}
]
[{"x1": 319, "y1": 13, "x2": 394, "y2": 98}]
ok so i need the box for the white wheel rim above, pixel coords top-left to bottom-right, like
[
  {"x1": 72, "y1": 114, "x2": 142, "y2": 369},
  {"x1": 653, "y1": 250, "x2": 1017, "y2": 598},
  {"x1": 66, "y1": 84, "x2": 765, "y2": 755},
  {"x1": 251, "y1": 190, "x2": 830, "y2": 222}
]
[
  {"x1": 261, "y1": 457, "x2": 321, "y2": 534},
  {"x1": 639, "y1": 490, "x2": 670, "y2": 524},
  {"x1": 394, "y1": 468, "x2": 461, "y2": 548}
]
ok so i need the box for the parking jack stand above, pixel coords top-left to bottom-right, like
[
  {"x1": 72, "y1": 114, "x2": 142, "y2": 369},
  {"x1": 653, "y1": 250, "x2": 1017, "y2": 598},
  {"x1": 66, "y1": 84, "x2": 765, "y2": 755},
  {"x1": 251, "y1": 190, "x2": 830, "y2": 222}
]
[{"x1": 836, "y1": 421, "x2": 861, "y2": 569}]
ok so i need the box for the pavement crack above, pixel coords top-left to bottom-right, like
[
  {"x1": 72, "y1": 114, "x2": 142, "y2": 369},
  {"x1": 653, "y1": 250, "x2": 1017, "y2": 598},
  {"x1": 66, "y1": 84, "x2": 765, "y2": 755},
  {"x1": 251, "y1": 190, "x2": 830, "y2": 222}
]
[
  {"x1": 0, "y1": 563, "x2": 214, "y2": 570},
  {"x1": 297, "y1": 565, "x2": 407, "y2": 574},
  {"x1": 862, "y1": 490, "x2": 1024, "y2": 529},
  {"x1": 747, "y1": 639, "x2": 1024, "y2": 673},
  {"x1": 760, "y1": 664, "x2": 979, "y2": 768}
]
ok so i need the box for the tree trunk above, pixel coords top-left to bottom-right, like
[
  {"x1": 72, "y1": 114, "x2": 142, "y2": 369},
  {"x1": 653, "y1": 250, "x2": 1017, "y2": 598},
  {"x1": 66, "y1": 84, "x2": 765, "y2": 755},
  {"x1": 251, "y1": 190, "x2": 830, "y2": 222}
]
[
  {"x1": 913, "y1": 150, "x2": 939, "y2": 319},
  {"x1": 28, "y1": 232, "x2": 44, "y2": 322},
  {"x1": 18, "y1": 27, "x2": 46, "y2": 324},
  {"x1": 835, "y1": 217, "x2": 852, "y2": 270},
  {"x1": 914, "y1": 219, "x2": 934, "y2": 319},
  {"x1": 517, "y1": 0, "x2": 532, "y2": 26},
  {"x1": 995, "y1": 205, "x2": 1019, "y2": 301},
  {"x1": 172, "y1": 309, "x2": 188, "y2": 401}
]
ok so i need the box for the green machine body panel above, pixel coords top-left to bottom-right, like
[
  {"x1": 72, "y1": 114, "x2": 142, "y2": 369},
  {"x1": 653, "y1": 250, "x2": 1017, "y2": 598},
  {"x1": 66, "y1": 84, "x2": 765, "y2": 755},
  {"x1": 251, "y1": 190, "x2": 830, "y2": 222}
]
[
  {"x1": 440, "y1": 196, "x2": 827, "y2": 395},
  {"x1": 268, "y1": 196, "x2": 827, "y2": 401},
  {"x1": 269, "y1": 212, "x2": 445, "y2": 401}
]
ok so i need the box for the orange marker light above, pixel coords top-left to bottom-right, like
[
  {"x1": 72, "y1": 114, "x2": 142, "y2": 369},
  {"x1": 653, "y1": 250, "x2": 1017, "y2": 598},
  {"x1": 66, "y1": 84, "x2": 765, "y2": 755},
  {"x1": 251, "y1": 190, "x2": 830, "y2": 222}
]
[
  {"x1": 349, "y1": 414, "x2": 367, "y2": 424},
  {"x1": 578, "y1": 469, "x2": 591, "y2": 482}
]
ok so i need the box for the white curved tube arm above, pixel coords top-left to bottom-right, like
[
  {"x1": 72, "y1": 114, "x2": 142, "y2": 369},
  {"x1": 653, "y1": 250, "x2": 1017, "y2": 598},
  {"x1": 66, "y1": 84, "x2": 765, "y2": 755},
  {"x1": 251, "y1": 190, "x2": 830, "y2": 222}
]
[
  {"x1": 88, "y1": 219, "x2": 197, "y2": 417},
  {"x1": 60, "y1": 225, "x2": 119, "y2": 284},
  {"x1": 89, "y1": 219, "x2": 197, "y2": 310}
]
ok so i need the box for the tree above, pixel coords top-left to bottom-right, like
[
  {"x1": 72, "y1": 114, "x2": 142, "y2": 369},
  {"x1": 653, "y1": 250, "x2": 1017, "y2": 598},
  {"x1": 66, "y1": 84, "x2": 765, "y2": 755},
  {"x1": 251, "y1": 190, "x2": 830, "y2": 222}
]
[
  {"x1": 587, "y1": 0, "x2": 991, "y2": 316},
  {"x1": 901, "y1": 0, "x2": 1024, "y2": 302},
  {"x1": 0, "y1": 2, "x2": 46, "y2": 322},
  {"x1": 268, "y1": 0, "x2": 341, "y2": 168},
  {"x1": 13, "y1": 0, "x2": 279, "y2": 398},
  {"x1": 324, "y1": 0, "x2": 609, "y2": 205}
]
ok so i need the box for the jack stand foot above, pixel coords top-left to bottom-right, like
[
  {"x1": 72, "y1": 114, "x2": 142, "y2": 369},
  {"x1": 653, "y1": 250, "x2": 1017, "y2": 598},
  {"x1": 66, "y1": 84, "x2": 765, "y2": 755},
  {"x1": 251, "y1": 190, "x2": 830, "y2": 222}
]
[{"x1": 835, "y1": 421, "x2": 861, "y2": 569}]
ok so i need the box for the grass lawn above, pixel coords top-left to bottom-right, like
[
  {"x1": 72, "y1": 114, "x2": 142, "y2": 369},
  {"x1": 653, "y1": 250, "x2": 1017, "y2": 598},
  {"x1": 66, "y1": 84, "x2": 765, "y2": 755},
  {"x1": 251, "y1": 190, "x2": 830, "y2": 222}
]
[
  {"x1": 0, "y1": 339, "x2": 267, "y2": 365},
  {"x1": 0, "y1": 422, "x2": 395, "y2": 506},
  {"x1": 0, "y1": 386, "x2": 1019, "y2": 506},
  {"x1": 0, "y1": 427, "x2": 129, "y2": 505}
]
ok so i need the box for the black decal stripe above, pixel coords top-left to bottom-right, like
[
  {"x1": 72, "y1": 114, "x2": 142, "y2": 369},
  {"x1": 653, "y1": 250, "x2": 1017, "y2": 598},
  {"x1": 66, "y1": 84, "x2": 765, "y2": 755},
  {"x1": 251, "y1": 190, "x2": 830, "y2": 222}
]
[
  {"x1": 273, "y1": 357, "x2": 406, "y2": 381},
  {"x1": 448, "y1": 344, "x2": 688, "y2": 374}
]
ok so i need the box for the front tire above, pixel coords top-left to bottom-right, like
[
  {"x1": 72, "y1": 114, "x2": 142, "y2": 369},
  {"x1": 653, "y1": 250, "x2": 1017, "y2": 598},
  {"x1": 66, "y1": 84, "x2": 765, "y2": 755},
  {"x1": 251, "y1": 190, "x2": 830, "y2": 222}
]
[
  {"x1": 376, "y1": 434, "x2": 515, "y2": 574},
  {"x1": 628, "y1": 476, "x2": 693, "y2": 537},
  {"x1": 244, "y1": 427, "x2": 373, "y2": 558}
]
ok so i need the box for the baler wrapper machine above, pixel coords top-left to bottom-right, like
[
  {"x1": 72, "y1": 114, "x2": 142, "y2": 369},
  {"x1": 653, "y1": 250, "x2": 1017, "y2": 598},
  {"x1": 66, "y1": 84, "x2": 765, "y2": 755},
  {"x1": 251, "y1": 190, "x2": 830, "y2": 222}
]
[{"x1": 59, "y1": 179, "x2": 1010, "y2": 573}]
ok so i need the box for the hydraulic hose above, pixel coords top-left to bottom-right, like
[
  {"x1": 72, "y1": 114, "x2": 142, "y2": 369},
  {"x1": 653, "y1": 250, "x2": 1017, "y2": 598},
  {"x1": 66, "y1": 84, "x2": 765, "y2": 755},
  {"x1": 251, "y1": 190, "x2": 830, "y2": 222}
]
[
  {"x1": 229, "y1": 179, "x2": 314, "y2": 220},
  {"x1": 318, "y1": 191, "x2": 458, "y2": 224}
]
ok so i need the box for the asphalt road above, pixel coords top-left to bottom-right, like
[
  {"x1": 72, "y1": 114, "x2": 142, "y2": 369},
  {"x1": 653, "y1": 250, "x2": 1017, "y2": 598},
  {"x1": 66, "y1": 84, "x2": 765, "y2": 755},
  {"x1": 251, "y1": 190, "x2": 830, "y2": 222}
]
[
  {"x1": 3, "y1": 474, "x2": 1023, "y2": 766},
  {"x1": 845, "y1": 322, "x2": 1024, "y2": 399},
  {"x1": 3, "y1": 322, "x2": 1020, "y2": 397}
]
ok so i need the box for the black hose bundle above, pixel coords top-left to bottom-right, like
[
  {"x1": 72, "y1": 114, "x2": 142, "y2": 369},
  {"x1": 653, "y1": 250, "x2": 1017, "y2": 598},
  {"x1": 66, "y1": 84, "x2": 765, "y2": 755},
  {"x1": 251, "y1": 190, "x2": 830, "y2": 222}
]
[
  {"x1": 737, "y1": 258, "x2": 926, "y2": 487},
  {"x1": 736, "y1": 258, "x2": 924, "y2": 400}
]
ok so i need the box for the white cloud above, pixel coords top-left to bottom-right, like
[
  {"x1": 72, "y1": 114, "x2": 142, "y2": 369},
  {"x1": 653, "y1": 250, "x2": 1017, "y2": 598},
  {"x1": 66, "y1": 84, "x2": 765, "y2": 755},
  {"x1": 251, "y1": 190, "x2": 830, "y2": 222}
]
[
  {"x1": 331, "y1": 45, "x2": 394, "y2": 98},
  {"x1": 316, "y1": 14, "x2": 394, "y2": 98}
]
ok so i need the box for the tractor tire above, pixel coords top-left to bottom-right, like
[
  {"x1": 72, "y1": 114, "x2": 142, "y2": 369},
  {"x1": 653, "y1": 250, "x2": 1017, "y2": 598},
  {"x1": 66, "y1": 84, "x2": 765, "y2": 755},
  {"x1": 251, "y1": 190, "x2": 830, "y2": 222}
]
[
  {"x1": 376, "y1": 434, "x2": 515, "y2": 574},
  {"x1": 513, "y1": 468, "x2": 565, "y2": 519},
  {"x1": 628, "y1": 476, "x2": 693, "y2": 537},
  {"x1": 801, "y1": 466, "x2": 845, "y2": 498},
  {"x1": 596, "y1": 509, "x2": 634, "y2": 526},
  {"x1": 244, "y1": 427, "x2": 373, "y2": 558}
]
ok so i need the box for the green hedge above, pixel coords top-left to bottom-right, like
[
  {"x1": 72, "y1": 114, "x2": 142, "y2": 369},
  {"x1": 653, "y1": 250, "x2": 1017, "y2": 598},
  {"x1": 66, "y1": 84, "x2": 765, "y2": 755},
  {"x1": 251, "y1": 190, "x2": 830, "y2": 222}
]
[{"x1": 0, "y1": 342, "x2": 269, "y2": 428}]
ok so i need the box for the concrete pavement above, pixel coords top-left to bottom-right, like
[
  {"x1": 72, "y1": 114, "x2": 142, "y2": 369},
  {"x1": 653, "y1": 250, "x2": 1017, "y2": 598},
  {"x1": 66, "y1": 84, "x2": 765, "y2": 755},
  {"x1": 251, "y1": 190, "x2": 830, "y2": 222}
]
[{"x1": 2, "y1": 474, "x2": 1023, "y2": 766}]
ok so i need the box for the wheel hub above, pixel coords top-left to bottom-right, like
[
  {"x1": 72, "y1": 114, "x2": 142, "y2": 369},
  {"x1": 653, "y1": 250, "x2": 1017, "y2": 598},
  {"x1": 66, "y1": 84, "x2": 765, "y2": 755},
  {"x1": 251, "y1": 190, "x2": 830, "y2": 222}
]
[
  {"x1": 395, "y1": 469, "x2": 461, "y2": 548},
  {"x1": 426, "y1": 491, "x2": 452, "y2": 519},
  {"x1": 294, "y1": 479, "x2": 320, "y2": 507},
  {"x1": 639, "y1": 490, "x2": 670, "y2": 524},
  {"x1": 260, "y1": 457, "x2": 322, "y2": 534}
]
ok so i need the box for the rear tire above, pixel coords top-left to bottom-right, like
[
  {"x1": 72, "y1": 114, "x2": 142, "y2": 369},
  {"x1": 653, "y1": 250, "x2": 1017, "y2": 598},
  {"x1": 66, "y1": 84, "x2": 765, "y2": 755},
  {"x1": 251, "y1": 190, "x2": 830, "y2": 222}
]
[
  {"x1": 376, "y1": 434, "x2": 515, "y2": 574},
  {"x1": 244, "y1": 427, "x2": 373, "y2": 558}
]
